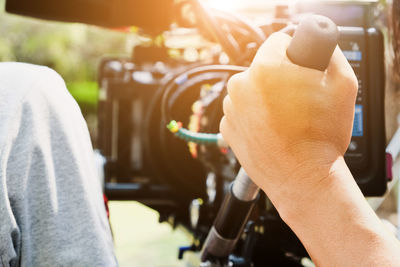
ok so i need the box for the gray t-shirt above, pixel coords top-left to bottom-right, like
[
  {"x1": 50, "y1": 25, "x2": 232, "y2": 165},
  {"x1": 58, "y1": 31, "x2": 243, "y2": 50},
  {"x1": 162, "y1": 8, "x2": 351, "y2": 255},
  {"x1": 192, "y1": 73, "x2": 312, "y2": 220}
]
[{"x1": 0, "y1": 62, "x2": 117, "y2": 267}]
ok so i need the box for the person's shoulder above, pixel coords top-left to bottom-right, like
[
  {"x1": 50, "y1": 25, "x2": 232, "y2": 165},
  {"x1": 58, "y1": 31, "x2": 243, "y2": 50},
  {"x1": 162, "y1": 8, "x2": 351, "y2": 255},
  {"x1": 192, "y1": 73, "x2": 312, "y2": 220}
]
[
  {"x1": 0, "y1": 62, "x2": 65, "y2": 103},
  {"x1": 0, "y1": 62, "x2": 58, "y2": 79},
  {"x1": 0, "y1": 63, "x2": 70, "y2": 151}
]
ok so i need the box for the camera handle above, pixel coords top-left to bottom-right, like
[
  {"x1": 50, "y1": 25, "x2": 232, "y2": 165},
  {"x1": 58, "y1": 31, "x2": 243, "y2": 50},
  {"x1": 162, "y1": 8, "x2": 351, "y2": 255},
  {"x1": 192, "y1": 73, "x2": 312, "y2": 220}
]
[{"x1": 200, "y1": 15, "x2": 339, "y2": 264}]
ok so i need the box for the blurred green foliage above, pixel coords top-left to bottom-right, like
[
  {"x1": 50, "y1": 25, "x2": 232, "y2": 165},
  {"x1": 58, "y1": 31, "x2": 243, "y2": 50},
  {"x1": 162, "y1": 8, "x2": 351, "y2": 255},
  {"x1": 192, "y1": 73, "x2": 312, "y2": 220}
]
[
  {"x1": 0, "y1": 0, "x2": 131, "y2": 103},
  {"x1": 67, "y1": 81, "x2": 99, "y2": 114}
]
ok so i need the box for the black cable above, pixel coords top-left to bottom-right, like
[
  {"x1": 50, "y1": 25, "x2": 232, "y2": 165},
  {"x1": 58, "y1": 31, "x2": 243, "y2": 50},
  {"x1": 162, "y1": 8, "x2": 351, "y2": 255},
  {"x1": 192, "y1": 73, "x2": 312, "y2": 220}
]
[
  {"x1": 160, "y1": 65, "x2": 247, "y2": 124},
  {"x1": 166, "y1": 72, "x2": 228, "y2": 119},
  {"x1": 191, "y1": 0, "x2": 242, "y2": 64},
  {"x1": 190, "y1": 0, "x2": 265, "y2": 65},
  {"x1": 212, "y1": 8, "x2": 266, "y2": 46}
]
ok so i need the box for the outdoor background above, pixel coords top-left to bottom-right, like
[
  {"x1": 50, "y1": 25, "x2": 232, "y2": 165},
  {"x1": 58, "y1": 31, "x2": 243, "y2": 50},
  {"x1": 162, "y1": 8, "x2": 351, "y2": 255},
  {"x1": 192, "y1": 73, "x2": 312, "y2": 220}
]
[
  {"x1": 0, "y1": 1, "x2": 193, "y2": 266},
  {"x1": 0, "y1": 0, "x2": 398, "y2": 266}
]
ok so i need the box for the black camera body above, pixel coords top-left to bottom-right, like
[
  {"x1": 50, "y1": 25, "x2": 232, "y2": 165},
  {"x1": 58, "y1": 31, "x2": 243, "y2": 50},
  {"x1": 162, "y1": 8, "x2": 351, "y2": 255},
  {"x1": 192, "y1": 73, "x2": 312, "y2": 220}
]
[
  {"x1": 340, "y1": 27, "x2": 386, "y2": 195},
  {"x1": 297, "y1": 1, "x2": 387, "y2": 196},
  {"x1": 96, "y1": 0, "x2": 387, "y2": 265},
  {"x1": 99, "y1": 1, "x2": 386, "y2": 197},
  {"x1": 98, "y1": 45, "x2": 214, "y2": 227}
]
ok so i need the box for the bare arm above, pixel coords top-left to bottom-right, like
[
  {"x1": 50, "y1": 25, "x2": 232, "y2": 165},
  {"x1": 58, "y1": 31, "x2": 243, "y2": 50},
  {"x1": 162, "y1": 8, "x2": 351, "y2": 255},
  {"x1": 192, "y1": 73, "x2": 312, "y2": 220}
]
[
  {"x1": 280, "y1": 156, "x2": 400, "y2": 266},
  {"x1": 220, "y1": 32, "x2": 400, "y2": 266}
]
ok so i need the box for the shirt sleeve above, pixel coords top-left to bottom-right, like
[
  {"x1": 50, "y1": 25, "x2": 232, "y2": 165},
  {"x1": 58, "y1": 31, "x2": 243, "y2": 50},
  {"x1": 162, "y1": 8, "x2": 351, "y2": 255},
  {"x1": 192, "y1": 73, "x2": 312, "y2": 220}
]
[{"x1": 0, "y1": 63, "x2": 117, "y2": 267}]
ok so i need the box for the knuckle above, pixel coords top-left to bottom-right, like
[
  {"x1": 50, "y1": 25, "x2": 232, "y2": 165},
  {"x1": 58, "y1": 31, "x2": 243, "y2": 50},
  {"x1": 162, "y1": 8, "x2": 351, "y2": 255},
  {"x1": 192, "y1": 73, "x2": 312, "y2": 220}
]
[
  {"x1": 268, "y1": 31, "x2": 289, "y2": 42},
  {"x1": 249, "y1": 32, "x2": 291, "y2": 88},
  {"x1": 222, "y1": 95, "x2": 231, "y2": 115},
  {"x1": 219, "y1": 116, "x2": 228, "y2": 135},
  {"x1": 339, "y1": 70, "x2": 358, "y2": 96},
  {"x1": 257, "y1": 32, "x2": 289, "y2": 53},
  {"x1": 249, "y1": 63, "x2": 275, "y2": 89},
  {"x1": 227, "y1": 72, "x2": 244, "y2": 97}
]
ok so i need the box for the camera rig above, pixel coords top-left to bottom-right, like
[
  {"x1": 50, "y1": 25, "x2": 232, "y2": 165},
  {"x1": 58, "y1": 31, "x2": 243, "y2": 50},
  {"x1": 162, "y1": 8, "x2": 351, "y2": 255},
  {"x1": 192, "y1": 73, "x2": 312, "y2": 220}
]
[
  {"x1": 5, "y1": 0, "x2": 391, "y2": 265},
  {"x1": 95, "y1": 1, "x2": 389, "y2": 265}
]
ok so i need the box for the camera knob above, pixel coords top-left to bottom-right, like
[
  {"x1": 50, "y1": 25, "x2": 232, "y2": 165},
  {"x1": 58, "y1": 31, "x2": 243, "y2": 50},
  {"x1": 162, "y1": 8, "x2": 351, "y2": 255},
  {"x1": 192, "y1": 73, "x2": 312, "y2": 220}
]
[{"x1": 287, "y1": 15, "x2": 339, "y2": 71}]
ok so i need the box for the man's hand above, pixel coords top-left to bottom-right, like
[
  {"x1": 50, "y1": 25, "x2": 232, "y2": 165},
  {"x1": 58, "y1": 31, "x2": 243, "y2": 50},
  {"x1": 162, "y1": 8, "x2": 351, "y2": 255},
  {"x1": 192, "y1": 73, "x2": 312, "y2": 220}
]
[
  {"x1": 220, "y1": 32, "x2": 400, "y2": 266},
  {"x1": 220, "y1": 32, "x2": 358, "y2": 212}
]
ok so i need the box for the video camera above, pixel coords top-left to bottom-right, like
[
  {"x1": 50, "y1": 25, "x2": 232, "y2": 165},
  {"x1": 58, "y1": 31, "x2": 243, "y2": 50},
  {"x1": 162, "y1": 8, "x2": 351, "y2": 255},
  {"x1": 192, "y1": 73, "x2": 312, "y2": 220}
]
[
  {"x1": 97, "y1": 1, "x2": 388, "y2": 265},
  {"x1": 6, "y1": 0, "x2": 390, "y2": 265}
]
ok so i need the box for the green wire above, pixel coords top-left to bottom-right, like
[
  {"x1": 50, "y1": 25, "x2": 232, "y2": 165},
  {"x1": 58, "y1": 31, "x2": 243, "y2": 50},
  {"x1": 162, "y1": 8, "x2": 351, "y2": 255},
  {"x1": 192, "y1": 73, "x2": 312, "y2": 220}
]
[
  {"x1": 167, "y1": 120, "x2": 219, "y2": 145},
  {"x1": 176, "y1": 128, "x2": 219, "y2": 145}
]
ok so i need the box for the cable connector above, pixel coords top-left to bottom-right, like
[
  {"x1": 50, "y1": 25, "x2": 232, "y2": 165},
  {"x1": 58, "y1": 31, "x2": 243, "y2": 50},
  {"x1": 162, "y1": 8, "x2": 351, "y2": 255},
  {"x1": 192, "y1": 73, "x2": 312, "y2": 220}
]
[
  {"x1": 167, "y1": 120, "x2": 228, "y2": 148},
  {"x1": 167, "y1": 120, "x2": 182, "y2": 133}
]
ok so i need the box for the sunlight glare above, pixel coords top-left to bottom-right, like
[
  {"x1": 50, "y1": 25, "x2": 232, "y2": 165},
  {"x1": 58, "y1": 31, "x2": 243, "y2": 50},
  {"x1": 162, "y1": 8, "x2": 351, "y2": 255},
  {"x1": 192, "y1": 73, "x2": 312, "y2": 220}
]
[{"x1": 205, "y1": 0, "x2": 244, "y2": 12}]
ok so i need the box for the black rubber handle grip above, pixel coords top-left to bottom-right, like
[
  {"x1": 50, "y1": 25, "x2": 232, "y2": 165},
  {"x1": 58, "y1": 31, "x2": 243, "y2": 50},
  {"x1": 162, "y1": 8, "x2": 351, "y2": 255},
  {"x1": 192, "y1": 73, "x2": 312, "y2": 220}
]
[{"x1": 287, "y1": 15, "x2": 339, "y2": 71}]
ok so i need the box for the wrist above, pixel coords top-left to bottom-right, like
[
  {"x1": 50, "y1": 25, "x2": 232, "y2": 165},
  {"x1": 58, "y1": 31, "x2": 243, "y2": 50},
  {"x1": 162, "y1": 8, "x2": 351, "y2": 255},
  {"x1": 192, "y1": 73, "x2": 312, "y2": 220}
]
[
  {"x1": 266, "y1": 155, "x2": 352, "y2": 223},
  {"x1": 266, "y1": 156, "x2": 400, "y2": 266}
]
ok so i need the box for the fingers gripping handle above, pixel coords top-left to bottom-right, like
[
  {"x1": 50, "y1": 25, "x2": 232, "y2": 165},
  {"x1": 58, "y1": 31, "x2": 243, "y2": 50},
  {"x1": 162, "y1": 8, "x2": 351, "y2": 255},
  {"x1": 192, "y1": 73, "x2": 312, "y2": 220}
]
[
  {"x1": 201, "y1": 15, "x2": 339, "y2": 263},
  {"x1": 287, "y1": 15, "x2": 339, "y2": 71}
]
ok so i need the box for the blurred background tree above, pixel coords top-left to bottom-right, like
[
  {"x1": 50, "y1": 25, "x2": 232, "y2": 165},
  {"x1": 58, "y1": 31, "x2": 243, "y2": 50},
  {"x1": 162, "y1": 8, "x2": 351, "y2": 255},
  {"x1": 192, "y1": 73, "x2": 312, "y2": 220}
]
[
  {"x1": 0, "y1": 0, "x2": 130, "y2": 80},
  {"x1": 0, "y1": 0, "x2": 133, "y2": 140},
  {"x1": 0, "y1": 3, "x2": 192, "y2": 266}
]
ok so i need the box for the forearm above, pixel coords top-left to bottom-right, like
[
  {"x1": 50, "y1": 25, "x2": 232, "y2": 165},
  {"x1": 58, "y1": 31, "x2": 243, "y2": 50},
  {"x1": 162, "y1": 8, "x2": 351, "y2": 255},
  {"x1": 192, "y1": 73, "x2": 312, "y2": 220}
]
[
  {"x1": 223, "y1": 32, "x2": 400, "y2": 266},
  {"x1": 270, "y1": 157, "x2": 400, "y2": 266}
]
